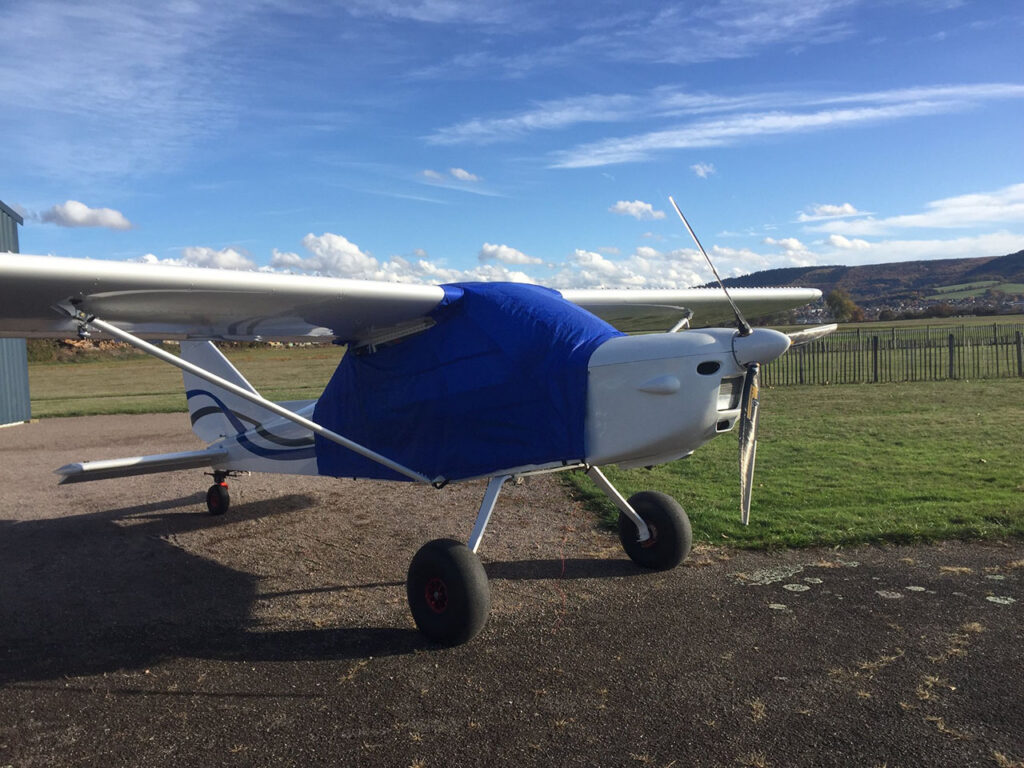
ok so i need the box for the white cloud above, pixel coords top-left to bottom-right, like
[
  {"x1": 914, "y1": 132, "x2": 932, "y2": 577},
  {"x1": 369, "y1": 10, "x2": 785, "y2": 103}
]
[
  {"x1": 140, "y1": 246, "x2": 254, "y2": 270},
  {"x1": 264, "y1": 237, "x2": 716, "y2": 291},
  {"x1": 568, "y1": 249, "x2": 620, "y2": 276},
  {"x1": 759, "y1": 237, "x2": 820, "y2": 266},
  {"x1": 609, "y1": 200, "x2": 666, "y2": 221},
  {"x1": 427, "y1": 93, "x2": 640, "y2": 144},
  {"x1": 547, "y1": 245, "x2": 708, "y2": 290},
  {"x1": 39, "y1": 200, "x2": 131, "y2": 230},
  {"x1": 181, "y1": 246, "x2": 254, "y2": 270},
  {"x1": 478, "y1": 242, "x2": 542, "y2": 265},
  {"x1": 553, "y1": 102, "x2": 959, "y2": 168},
  {"x1": 418, "y1": 167, "x2": 499, "y2": 197},
  {"x1": 272, "y1": 233, "x2": 379, "y2": 277},
  {"x1": 797, "y1": 202, "x2": 864, "y2": 221},
  {"x1": 828, "y1": 234, "x2": 871, "y2": 249},
  {"x1": 809, "y1": 183, "x2": 1024, "y2": 235},
  {"x1": 550, "y1": 84, "x2": 1024, "y2": 168},
  {"x1": 341, "y1": 1, "x2": 512, "y2": 25},
  {"x1": 430, "y1": 82, "x2": 1024, "y2": 152},
  {"x1": 431, "y1": 81, "x2": 1004, "y2": 146},
  {"x1": 140, "y1": 225, "x2": 1024, "y2": 292},
  {"x1": 449, "y1": 167, "x2": 480, "y2": 182},
  {"x1": 710, "y1": 245, "x2": 775, "y2": 270},
  {"x1": 830, "y1": 231, "x2": 1024, "y2": 265},
  {"x1": 426, "y1": 86, "x2": 842, "y2": 146},
  {"x1": 691, "y1": 162, "x2": 716, "y2": 179},
  {"x1": 413, "y1": 0, "x2": 861, "y2": 80},
  {"x1": 735, "y1": 228, "x2": 1024, "y2": 271},
  {"x1": 764, "y1": 236, "x2": 810, "y2": 253},
  {"x1": 269, "y1": 234, "x2": 537, "y2": 283},
  {"x1": 0, "y1": 4, "x2": 256, "y2": 179}
]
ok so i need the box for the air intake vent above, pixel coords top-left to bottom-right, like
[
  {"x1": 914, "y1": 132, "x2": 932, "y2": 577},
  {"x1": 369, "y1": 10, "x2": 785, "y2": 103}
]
[{"x1": 717, "y1": 375, "x2": 744, "y2": 411}]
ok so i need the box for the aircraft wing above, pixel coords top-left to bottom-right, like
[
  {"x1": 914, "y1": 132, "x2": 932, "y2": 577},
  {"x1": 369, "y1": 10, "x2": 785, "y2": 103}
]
[
  {"x1": 0, "y1": 253, "x2": 444, "y2": 342},
  {"x1": 560, "y1": 287, "x2": 822, "y2": 332},
  {"x1": 0, "y1": 253, "x2": 820, "y2": 341}
]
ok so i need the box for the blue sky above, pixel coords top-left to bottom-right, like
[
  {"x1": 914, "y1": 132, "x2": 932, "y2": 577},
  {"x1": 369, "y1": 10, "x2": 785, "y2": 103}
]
[{"x1": 3, "y1": 0, "x2": 1023, "y2": 288}]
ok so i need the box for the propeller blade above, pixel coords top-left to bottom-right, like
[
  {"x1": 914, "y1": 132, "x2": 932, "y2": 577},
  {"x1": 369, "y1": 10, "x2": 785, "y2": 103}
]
[
  {"x1": 738, "y1": 363, "x2": 760, "y2": 526},
  {"x1": 786, "y1": 323, "x2": 837, "y2": 347}
]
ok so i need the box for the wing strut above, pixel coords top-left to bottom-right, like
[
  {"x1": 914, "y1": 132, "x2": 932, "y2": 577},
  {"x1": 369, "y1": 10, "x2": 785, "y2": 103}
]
[{"x1": 64, "y1": 308, "x2": 435, "y2": 485}]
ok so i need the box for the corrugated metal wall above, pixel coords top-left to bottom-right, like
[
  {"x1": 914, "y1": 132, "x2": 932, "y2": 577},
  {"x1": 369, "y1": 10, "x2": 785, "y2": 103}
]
[
  {"x1": 0, "y1": 339, "x2": 31, "y2": 425},
  {"x1": 0, "y1": 200, "x2": 31, "y2": 426},
  {"x1": 0, "y1": 201, "x2": 20, "y2": 253}
]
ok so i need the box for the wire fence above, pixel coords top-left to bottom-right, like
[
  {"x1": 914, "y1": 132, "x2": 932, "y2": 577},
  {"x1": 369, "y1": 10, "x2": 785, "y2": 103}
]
[{"x1": 762, "y1": 323, "x2": 1024, "y2": 386}]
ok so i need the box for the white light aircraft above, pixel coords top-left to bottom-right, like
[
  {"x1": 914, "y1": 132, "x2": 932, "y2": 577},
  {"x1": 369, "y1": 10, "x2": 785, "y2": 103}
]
[{"x1": 0, "y1": 203, "x2": 834, "y2": 644}]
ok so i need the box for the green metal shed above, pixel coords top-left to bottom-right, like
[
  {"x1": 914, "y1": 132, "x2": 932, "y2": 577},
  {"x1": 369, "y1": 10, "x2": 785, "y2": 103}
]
[{"x1": 0, "y1": 199, "x2": 31, "y2": 427}]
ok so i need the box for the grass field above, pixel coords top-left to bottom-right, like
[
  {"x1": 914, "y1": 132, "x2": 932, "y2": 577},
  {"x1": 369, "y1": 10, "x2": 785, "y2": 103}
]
[
  {"x1": 566, "y1": 379, "x2": 1024, "y2": 548},
  {"x1": 28, "y1": 345, "x2": 343, "y2": 417},
  {"x1": 27, "y1": 347, "x2": 1024, "y2": 549},
  {"x1": 927, "y1": 281, "x2": 1024, "y2": 300},
  {"x1": 774, "y1": 312, "x2": 1024, "y2": 334}
]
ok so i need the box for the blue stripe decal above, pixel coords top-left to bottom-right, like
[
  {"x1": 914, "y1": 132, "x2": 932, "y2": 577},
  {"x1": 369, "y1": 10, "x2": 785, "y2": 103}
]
[{"x1": 186, "y1": 389, "x2": 317, "y2": 461}]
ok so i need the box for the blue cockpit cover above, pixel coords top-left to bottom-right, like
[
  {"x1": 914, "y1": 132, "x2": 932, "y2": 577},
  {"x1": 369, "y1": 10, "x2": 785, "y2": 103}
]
[{"x1": 313, "y1": 282, "x2": 624, "y2": 481}]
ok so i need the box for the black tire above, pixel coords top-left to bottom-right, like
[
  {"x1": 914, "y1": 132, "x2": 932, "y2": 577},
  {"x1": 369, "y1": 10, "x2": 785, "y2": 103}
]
[
  {"x1": 618, "y1": 491, "x2": 691, "y2": 571},
  {"x1": 407, "y1": 538, "x2": 490, "y2": 645},
  {"x1": 206, "y1": 484, "x2": 230, "y2": 516}
]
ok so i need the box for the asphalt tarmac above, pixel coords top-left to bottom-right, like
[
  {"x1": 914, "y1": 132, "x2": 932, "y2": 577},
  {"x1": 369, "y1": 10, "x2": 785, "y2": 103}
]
[{"x1": 1, "y1": 414, "x2": 1021, "y2": 767}]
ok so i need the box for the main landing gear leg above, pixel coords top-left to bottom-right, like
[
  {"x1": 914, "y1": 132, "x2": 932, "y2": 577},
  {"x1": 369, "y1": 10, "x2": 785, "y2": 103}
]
[
  {"x1": 407, "y1": 475, "x2": 508, "y2": 645},
  {"x1": 587, "y1": 466, "x2": 692, "y2": 571}
]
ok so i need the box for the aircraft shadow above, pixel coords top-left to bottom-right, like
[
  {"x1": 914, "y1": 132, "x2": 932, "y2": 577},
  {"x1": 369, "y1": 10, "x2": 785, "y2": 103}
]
[{"x1": 0, "y1": 494, "x2": 424, "y2": 685}]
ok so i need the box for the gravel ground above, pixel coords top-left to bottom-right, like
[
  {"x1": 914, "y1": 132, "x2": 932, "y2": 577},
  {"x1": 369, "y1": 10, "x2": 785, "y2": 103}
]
[{"x1": 1, "y1": 414, "x2": 1022, "y2": 768}]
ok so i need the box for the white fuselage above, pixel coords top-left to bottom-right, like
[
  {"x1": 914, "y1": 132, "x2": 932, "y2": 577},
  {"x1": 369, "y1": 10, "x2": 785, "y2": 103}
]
[
  {"x1": 204, "y1": 327, "x2": 791, "y2": 480},
  {"x1": 584, "y1": 327, "x2": 789, "y2": 468}
]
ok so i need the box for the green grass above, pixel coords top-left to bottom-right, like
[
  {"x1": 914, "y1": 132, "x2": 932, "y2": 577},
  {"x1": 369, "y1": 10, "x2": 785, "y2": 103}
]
[
  {"x1": 777, "y1": 313, "x2": 1024, "y2": 333},
  {"x1": 564, "y1": 379, "x2": 1024, "y2": 549},
  {"x1": 927, "y1": 283, "x2": 1024, "y2": 300},
  {"x1": 28, "y1": 345, "x2": 342, "y2": 418},
  {"x1": 933, "y1": 280, "x2": 1001, "y2": 293}
]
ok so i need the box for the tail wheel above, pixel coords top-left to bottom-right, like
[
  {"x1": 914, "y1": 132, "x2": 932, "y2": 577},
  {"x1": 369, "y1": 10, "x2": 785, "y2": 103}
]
[
  {"x1": 407, "y1": 538, "x2": 490, "y2": 645},
  {"x1": 206, "y1": 483, "x2": 230, "y2": 516},
  {"x1": 618, "y1": 491, "x2": 692, "y2": 571}
]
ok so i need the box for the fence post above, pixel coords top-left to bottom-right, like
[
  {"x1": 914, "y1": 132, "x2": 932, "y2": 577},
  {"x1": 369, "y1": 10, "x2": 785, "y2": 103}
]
[
  {"x1": 1017, "y1": 331, "x2": 1023, "y2": 377},
  {"x1": 948, "y1": 333, "x2": 955, "y2": 380},
  {"x1": 872, "y1": 336, "x2": 879, "y2": 383}
]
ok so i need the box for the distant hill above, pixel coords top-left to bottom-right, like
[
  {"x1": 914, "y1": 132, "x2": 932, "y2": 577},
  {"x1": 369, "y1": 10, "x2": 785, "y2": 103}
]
[{"x1": 720, "y1": 250, "x2": 1024, "y2": 303}]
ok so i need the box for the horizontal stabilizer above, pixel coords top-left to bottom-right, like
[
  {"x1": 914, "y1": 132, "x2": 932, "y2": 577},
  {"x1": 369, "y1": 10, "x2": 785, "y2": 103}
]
[{"x1": 56, "y1": 447, "x2": 229, "y2": 484}]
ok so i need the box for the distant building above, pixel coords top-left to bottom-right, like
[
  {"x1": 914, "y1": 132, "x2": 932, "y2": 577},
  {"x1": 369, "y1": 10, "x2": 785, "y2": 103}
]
[{"x1": 0, "y1": 199, "x2": 30, "y2": 427}]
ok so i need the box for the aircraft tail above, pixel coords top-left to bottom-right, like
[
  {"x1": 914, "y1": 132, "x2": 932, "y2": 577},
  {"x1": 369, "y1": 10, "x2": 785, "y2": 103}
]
[{"x1": 181, "y1": 341, "x2": 271, "y2": 442}]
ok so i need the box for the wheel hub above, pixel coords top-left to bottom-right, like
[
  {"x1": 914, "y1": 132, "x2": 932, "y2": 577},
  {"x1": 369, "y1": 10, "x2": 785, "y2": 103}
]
[{"x1": 424, "y1": 577, "x2": 448, "y2": 613}]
